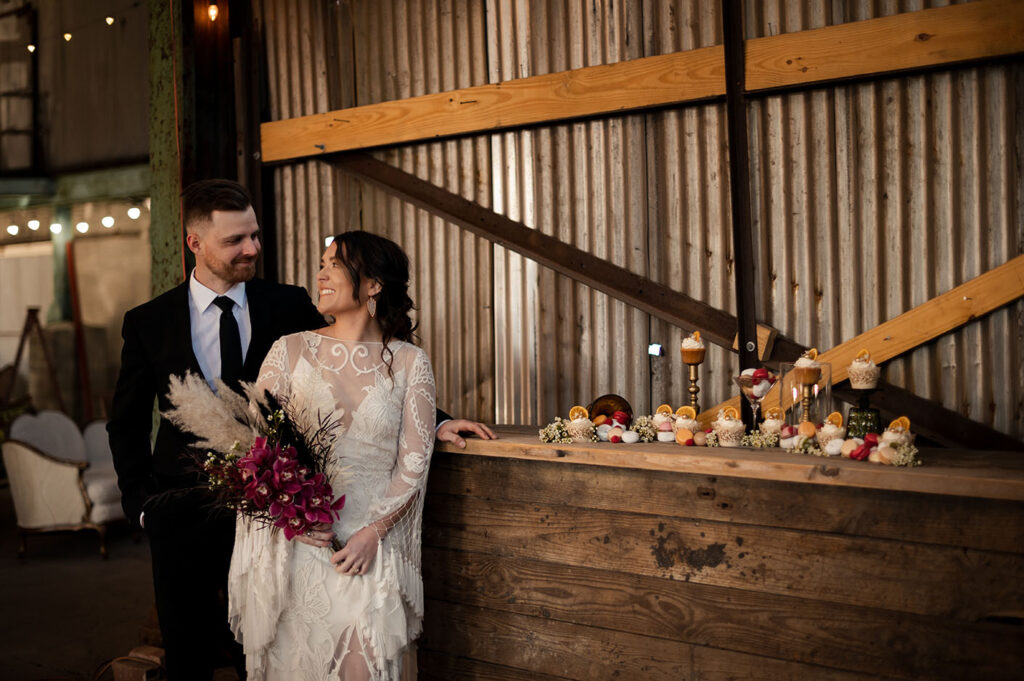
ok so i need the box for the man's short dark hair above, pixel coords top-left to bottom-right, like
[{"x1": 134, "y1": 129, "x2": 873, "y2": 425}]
[{"x1": 182, "y1": 179, "x2": 253, "y2": 232}]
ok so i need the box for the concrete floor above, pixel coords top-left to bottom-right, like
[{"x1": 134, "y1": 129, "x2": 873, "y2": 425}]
[{"x1": 0, "y1": 484, "x2": 154, "y2": 681}]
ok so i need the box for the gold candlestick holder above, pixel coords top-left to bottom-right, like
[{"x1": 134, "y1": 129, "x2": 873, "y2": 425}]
[
  {"x1": 687, "y1": 363, "x2": 701, "y2": 413},
  {"x1": 800, "y1": 383, "x2": 813, "y2": 423}
]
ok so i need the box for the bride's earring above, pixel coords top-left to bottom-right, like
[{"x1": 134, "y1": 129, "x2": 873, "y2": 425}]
[{"x1": 367, "y1": 296, "x2": 377, "y2": 318}]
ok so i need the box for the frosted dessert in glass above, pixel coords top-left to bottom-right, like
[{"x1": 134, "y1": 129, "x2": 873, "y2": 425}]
[
  {"x1": 848, "y1": 349, "x2": 880, "y2": 389},
  {"x1": 680, "y1": 331, "x2": 706, "y2": 365}
]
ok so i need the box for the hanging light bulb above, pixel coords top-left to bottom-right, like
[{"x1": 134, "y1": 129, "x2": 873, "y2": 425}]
[
  {"x1": 105, "y1": 16, "x2": 115, "y2": 26},
  {"x1": 27, "y1": 44, "x2": 36, "y2": 53},
  {"x1": 208, "y1": 3, "x2": 219, "y2": 21},
  {"x1": 28, "y1": 219, "x2": 40, "y2": 230},
  {"x1": 50, "y1": 223, "x2": 62, "y2": 234},
  {"x1": 63, "y1": 33, "x2": 72, "y2": 42},
  {"x1": 127, "y1": 206, "x2": 141, "y2": 220},
  {"x1": 76, "y1": 222, "x2": 89, "y2": 233},
  {"x1": 102, "y1": 216, "x2": 115, "y2": 228},
  {"x1": 7, "y1": 225, "x2": 18, "y2": 236}
]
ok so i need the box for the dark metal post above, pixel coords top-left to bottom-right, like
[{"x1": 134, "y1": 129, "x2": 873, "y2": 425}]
[{"x1": 722, "y1": 0, "x2": 759, "y2": 426}]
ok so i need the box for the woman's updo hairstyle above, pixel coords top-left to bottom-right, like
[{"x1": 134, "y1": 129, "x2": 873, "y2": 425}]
[{"x1": 330, "y1": 230, "x2": 418, "y2": 374}]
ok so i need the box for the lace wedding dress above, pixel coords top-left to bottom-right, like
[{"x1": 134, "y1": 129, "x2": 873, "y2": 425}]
[{"x1": 228, "y1": 331, "x2": 436, "y2": 680}]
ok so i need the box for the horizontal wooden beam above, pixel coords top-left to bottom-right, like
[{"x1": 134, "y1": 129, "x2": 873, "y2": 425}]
[
  {"x1": 329, "y1": 152, "x2": 740, "y2": 350},
  {"x1": 261, "y1": 0, "x2": 1024, "y2": 163},
  {"x1": 745, "y1": 0, "x2": 1024, "y2": 92},
  {"x1": 262, "y1": 45, "x2": 725, "y2": 162}
]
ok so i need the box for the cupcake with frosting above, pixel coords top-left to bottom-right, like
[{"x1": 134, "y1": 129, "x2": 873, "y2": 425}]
[
  {"x1": 672, "y1": 406, "x2": 701, "y2": 435},
  {"x1": 566, "y1": 406, "x2": 596, "y2": 442},
  {"x1": 760, "y1": 407, "x2": 785, "y2": 436},
  {"x1": 712, "y1": 407, "x2": 745, "y2": 447},
  {"x1": 881, "y1": 417, "x2": 914, "y2": 447},
  {"x1": 793, "y1": 348, "x2": 822, "y2": 386},
  {"x1": 848, "y1": 349, "x2": 880, "y2": 389},
  {"x1": 816, "y1": 422, "x2": 846, "y2": 449},
  {"x1": 680, "y1": 331, "x2": 706, "y2": 365}
]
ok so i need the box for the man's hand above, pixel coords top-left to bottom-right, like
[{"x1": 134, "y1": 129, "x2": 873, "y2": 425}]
[{"x1": 436, "y1": 419, "x2": 497, "y2": 448}]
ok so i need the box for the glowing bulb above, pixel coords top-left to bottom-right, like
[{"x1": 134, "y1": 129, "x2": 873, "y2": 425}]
[
  {"x1": 105, "y1": 16, "x2": 115, "y2": 26},
  {"x1": 76, "y1": 222, "x2": 89, "y2": 233},
  {"x1": 7, "y1": 225, "x2": 18, "y2": 236},
  {"x1": 27, "y1": 44, "x2": 36, "y2": 53},
  {"x1": 127, "y1": 206, "x2": 141, "y2": 220},
  {"x1": 101, "y1": 216, "x2": 115, "y2": 228},
  {"x1": 50, "y1": 223, "x2": 62, "y2": 234},
  {"x1": 208, "y1": 3, "x2": 219, "y2": 21},
  {"x1": 28, "y1": 219, "x2": 40, "y2": 230},
  {"x1": 63, "y1": 33, "x2": 72, "y2": 42}
]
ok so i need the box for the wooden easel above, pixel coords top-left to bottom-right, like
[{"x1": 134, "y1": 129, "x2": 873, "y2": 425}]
[{"x1": 3, "y1": 308, "x2": 65, "y2": 413}]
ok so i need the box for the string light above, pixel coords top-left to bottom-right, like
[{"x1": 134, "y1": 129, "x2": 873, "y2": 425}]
[
  {"x1": 106, "y1": 17, "x2": 115, "y2": 26},
  {"x1": 50, "y1": 223, "x2": 62, "y2": 234},
  {"x1": 102, "y1": 216, "x2": 115, "y2": 228},
  {"x1": 27, "y1": 220, "x2": 40, "y2": 230},
  {"x1": 7, "y1": 225, "x2": 18, "y2": 236},
  {"x1": 127, "y1": 207, "x2": 141, "y2": 220},
  {"x1": 63, "y1": 33, "x2": 72, "y2": 42},
  {"x1": 27, "y1": 44, "x2": 36, "y2": 53},
  {"x1": 208, "y1": 4, "x2": 219, "y2": 22},
  {"x1": 76, "y1": 222, "x2": 89, "y2": 233}
]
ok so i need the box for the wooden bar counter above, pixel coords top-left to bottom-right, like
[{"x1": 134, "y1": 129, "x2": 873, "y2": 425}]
[{"x1": 418, "y1": 426, "x2": 1024, "y2": 680}]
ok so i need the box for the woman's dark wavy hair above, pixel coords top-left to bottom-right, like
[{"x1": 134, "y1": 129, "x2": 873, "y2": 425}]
[{"x1": 330, "y1": 230, "x2": 418, "y2": 375}]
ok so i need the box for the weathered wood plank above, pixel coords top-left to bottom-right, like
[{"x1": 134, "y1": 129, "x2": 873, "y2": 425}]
[
  {"x1": 703, "y1": 253, "x2": 1024, "y2": 429},
  {"x1": 421, "y1": 548, "x2": 1024, "y2": 681},
  {"x1": 428, "y1": 453, "x2": 1024, "y2": 553},
  {"x1": 419, "y1": 650, "x2": 572, "y2": 681},
  {"x1": 420, "y1": 601, "x2": 886, "y2": 681},
  {"x1": 422, "y1": 494, "x2": 1024, "y2": 619},
  {"x1": 745, "y1": 0, "x2": 1024, "y2": 91},
  {"x1": 435, "y1": 426, "x2": 1024, "y2": 502},
  {"x1": 260, "y1": 46, "x2": 725, "y2": 162}
]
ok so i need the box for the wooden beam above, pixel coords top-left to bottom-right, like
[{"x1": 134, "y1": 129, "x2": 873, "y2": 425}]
[
  {"x1": 745, "y1": 0, "x2": 1024, "y2": 92},
  {"x1": 328, "y1": 153, "x2": 740, "y2": 350},
  {"x1": 260, "y1": 0, "x2": 1023, "y2": 163},
  {"x1": 261, "y1": 45, "x2": 725, "y2": 162},
  {"x1": 702, "y1": 254, "x2": 1024, "y2": 450}
]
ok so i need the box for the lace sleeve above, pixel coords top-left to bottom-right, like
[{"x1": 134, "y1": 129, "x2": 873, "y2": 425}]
[
  {"x1": 367, "y1": 347, "x2": 435, "y2": 539},
  {"x1": 255, "y1": 337, "x2": 291, "y2": 399}
]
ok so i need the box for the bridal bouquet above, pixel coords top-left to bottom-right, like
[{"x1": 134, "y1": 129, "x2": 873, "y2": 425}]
[{"x1": 164, "y1": 373, "x2": 345, "y2": 551}]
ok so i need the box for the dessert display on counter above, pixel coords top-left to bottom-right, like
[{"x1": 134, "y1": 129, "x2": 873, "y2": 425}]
[
  {"x1": 848, "y1": 348, "x2": 880, "y2": 389},
  {"x1": 781, "y1": 413, "x2": 920, "y2": 466}
]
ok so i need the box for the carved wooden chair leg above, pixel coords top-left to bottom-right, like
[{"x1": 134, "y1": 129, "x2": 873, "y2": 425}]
[{"x1": 97, "y1": 525, "x2": 109, "y2": 559}]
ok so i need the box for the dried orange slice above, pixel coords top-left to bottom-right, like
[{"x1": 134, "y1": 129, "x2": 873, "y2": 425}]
[
  {"x1": 804, "y1": 347, "x2": 819, "y2": 360},
  {"x1": 798, "y1": 421, "x2": 817, "y2": 438},
  {"x1": 693, "y1": 331, "x2": 701, "y2": 341},
  {"x1": 722, "y1": 406, "x2": 740, "y2": 420},
  {"x1": 656, "y1": 403, "x2": 674, "y2": 415},
  {"x1": 763, "y1": 406, "x2": 783, "y2": 420},
  {"x1": 826, "y1": 411, "x2": 843, "y2": 428},
  {"x1": 888, "y1": 416, "x2": 911, "y2": 432},
  {"x1": 568, "y1": 405, "x2": 589, "y2": 421},
  {"x1": 855, "y1": 348, "x2": 871, "y2": 361},
  {"x1": 675, "y1": 405, "x2": 697, "y2": 420},
  {"x1": 675, "y1": 428, "x2": 694, "y2": 445}
]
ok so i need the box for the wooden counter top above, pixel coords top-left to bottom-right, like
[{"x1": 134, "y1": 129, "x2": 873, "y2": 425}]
[{"x1": 436, "y1": 425, "x2": 1024, "y2": 501}]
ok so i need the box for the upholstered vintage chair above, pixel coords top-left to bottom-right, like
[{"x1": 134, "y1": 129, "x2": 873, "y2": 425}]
[{"x1": 2, "y1": 410, "x2": 124, "y2": 557}]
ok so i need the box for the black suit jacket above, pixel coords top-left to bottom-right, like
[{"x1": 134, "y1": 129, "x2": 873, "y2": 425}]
[{"x1": 107, "y1": 278, "x2": 326, "y2": 527}]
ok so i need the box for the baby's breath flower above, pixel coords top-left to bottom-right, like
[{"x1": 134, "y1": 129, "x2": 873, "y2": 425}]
[
  {"x1": 705, "y1": 431, "x2": 720, "y2": 447},
  {"x1": 742, "y1": 430, "x2": 779, "y2": 448},
  {"x1": 632, "y1": 415, "x2": 658, "y2": 443},
  {"x1": 539, "y1": 417, "x2": 573, "y2": 444}
]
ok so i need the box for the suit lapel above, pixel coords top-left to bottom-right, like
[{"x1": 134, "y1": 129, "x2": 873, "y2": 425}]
[
  {"x1": 243, "y1": 280, "x2": 268, "y2": 379},
  {"x1": 171, "y1": 281, "x2": 203, "y2": 378}
]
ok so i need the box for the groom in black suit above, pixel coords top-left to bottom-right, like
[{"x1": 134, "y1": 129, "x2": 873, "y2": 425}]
[{"x1": 108, "y1": 179, "x2": 492, "y2": 680}]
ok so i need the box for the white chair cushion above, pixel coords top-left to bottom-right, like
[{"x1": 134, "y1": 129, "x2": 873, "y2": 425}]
[
  {"x1": 89, "y1": 501, "x2": 125, "y2": 524},
  {"x1": 2, "y1": 441, "x2": 88, "y2": 528},
  {"x1": 83, "y1": 420, "x2": 115, "y2": 470},
  {"x1": 82, "y1": 468, "x2": 121, "y2": 505},
  {"x1": 10, "y1": 410, "x2": 87, "y2": 464}
]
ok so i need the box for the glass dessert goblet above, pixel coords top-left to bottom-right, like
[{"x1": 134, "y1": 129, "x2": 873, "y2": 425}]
[{"x1": 734, "y1": 368, "x2": 776, "y2": 428}]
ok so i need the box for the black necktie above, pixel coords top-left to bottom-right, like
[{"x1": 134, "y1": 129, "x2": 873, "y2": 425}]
[{"x1": 213, "y1": 296, "x2": 243, "y2": 384}]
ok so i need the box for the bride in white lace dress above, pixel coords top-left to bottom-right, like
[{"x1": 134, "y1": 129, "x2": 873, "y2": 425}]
[{"x1": 228, "y1": 231, "x2": 435, "y2": 680}]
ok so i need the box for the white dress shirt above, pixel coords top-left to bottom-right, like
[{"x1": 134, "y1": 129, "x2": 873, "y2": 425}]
[{"x1": 189, "y1": 272, "x2": 252, "y2": 390}]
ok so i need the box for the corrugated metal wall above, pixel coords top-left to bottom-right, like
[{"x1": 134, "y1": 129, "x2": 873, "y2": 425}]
[{"x1": 258, "y1": 0, "x2": 1023, "y2": 438}]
